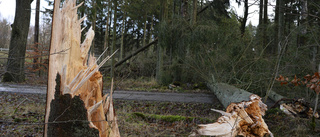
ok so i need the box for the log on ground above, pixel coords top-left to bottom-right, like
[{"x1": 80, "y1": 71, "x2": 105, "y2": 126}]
[{"x1": 207, "y1": 82, "x2": 253, "y2": 108}]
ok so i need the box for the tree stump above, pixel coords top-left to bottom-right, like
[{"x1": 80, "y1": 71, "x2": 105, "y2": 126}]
[{"x1": 44, "y1": 0, "x2": 119, "y2": 136}]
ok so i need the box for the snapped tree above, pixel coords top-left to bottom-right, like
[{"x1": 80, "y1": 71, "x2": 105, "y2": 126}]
[{"x1": 44, "y1": 0, "x2": 119, "y2": 136}]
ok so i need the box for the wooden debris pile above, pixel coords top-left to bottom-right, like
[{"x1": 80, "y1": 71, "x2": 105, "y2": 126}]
[
  {"x1": 279, "y1": 98, "x2": 319, "y2": 119},
  {"x1": 191, "y1": 94, "x2": 273, "y2": 137}
]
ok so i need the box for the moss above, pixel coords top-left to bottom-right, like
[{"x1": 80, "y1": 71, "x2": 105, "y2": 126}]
[
  {"x1": 131, "y1": 112, "x2": 214, "y2": 123},
  {"x1": 153, "y1": 114, "x2": 186, "y2": 122}
]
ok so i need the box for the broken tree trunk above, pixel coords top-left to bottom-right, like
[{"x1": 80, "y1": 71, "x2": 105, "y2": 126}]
[
  {"x1": 197, "y1": 81, "x2": 273, "y2": 136},
  {"x1": 268, "y1": 90, "x2": 285, "y2": 102},
  {"x1": 44, "y1": 0, "x2": 119, "y2": 136},
  {"x1": 207, "y1": 83, "x2": 253, "y2": 108},
  {"x1": 192, "y1": 94, "x2": 273, "y2": 137}
]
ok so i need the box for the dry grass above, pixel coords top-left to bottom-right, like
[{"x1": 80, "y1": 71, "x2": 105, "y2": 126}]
[
  {"x1": 1, "y1": 92, "x2": 320, "y2": 136},
  {"x1": 104, "y1": 77, "x2": 210, "y2": 93},
  {"x1": 0, "y1": 92, "x2": 45, "y2": 136},
  {"x1": 104, "y1": 77, "x2": 168, "y2": 92},
  {"x1": 265, "y1": 108, "x2": 320, "y2": 137}
]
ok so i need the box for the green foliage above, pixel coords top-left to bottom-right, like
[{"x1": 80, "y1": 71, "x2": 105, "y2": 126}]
[{"x1": 131, "y1": 112, "x2": 215, "y2": 123}]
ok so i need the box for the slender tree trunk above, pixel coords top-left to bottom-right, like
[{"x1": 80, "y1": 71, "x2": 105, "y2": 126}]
[
  {"x1": 103, "y1": 0, "x2": 111, "y2": 58},
  {"x1": 278, "y1": 0, "x2": 284, "y2": 54},
  {"x1": 192, "y1": 0, "x2": 197, "y2": 25},
  {"x1": 274, "y1": 0, "x2": 279, "y2": 54},
  {"x1": 173, "y1": 0, "x2": 176, "y2": 18},
  {"x1": 120, "y1": 12, "x2": 126, "y2": 60},
  {"x1": 33, "y1": 0, "x2": 40, "y2": 75},
  {"x1": 240, "y1": 0, "x2": 248, "y2": 36},
  {"x1": 157, "y1": 0, "x2": 168, "y2": 84},
  {"x1": 147, "y1": 15, "x2": 154, "y2": 56},
  {"x1": 156, "y1": 43, "x2": 164, "y2": 82},
  {"x1": 111, "y1": 0, "x2": 117, "y2": 78},
  {"x1": 3, "y1": 0, "x2": 34, "y2": 82},
  {"x1": 142, "y1": 13, "x2": 147, "y2": 47},
  {"x1": 181, "y1": 0, "x2": 188, "y2": 18},
  {"x1": 263, "y1": 0, "x2": 269, "y2": 53},
  {"x1": 299, "y1": 0, "x2": 312, "y2": 70},
  {"x1": 259, "y1": 0, "x2": 263, "y2": 25},
  {"x1": 91, "y1": 0, "x2": 96, "y2": 54}
]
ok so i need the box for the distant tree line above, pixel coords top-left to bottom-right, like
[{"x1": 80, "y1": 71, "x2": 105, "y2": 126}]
[{"x1": 2, "y1": 0, "x2": 320, "y2": 98}]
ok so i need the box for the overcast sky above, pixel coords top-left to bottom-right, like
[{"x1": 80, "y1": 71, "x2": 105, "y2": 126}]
[
  {"x1": 0, "y1": 0, "x2": 275, "y2": 27},
  {"x1": 0, "y1": 0, "x2": 51, "y2": 26}
]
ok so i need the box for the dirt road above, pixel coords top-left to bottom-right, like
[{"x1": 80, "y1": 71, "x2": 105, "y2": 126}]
[{"x1": 0, "y1": 83, "x2": 215, "y2": 104}]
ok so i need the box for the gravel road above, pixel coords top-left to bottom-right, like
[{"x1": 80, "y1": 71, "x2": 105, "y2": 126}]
[{"x1": 0, "y1": 83, "x2": 215, "y2": 104}]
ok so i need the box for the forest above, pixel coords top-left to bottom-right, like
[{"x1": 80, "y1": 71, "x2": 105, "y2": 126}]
[{"x1": 1, "y1": 0, "x2": 320, "y2": 136}]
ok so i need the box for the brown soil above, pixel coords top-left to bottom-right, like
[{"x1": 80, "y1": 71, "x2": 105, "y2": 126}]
[{"x1": 1, "y1": 92, "x2": 320, "y2": 136}]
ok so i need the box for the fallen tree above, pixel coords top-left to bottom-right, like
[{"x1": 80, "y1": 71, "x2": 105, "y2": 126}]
[
  {"x1": 207, "y1": 82, "x2": 254, "y2": 108},
  {"x1": 44, "y1": 0, "x2": 119, "y2": 136},
  {"x1": 191, "y1": 94, "x2": 273, "y2": 137},
  {"x1": 195, "y1": 81, "x2": 273, "y2": 136},
  {"x1": 268, "y1": 90, "x2": 285, "y2": 103}
]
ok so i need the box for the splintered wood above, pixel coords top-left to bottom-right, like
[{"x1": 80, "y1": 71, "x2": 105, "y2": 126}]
[
  {"x1": 191, "y1": 94, "x2": 273, "y2": 137},
  {"x1": 280, "y1": 98, "x2": 319, "y2": 119},
  {"x1": 44, "y1": 0, "x2": 119, "y2": 136}
]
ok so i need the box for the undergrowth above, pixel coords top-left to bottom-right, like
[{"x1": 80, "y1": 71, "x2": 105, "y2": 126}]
[{"x1": 1, "y1": 92, "x2": 320, "y2": 136}]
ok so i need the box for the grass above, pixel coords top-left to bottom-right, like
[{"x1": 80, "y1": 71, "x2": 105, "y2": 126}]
[
  {"x1": 1, "y1": 91, "x2": 320, "y2": 136},
  {"x1": 0, "y1": 92, "x2": 220, "y2": 136},
  {"x1": 0, "y1": 51, "x2": 8, "y2": 67},
  {"x1": 104, "y1": 77, "x2": 210, "y2": 93},
  {"x1": 115, "y1": 100, "x2": 220, "y2": 136},
  {"x1": 265, "y1": 108, "x2": 320, "y2": 136},
  {"x1": 0, "y1": 92, "x2": 45, "y2": 136}
]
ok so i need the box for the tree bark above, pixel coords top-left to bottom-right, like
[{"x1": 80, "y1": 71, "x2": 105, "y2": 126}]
[
  {"x1": 147, "y1": 15, "x2": 154, "y2": 56},
  {"x1": 240, "y1": 0, "x2": 248, "y2": 36},
  {"x1": 156, "y1": 43, "x2": 164, "y2": 83},
  {"x1": 181, "y1": 0, "x2": 188, "y2": 18},
  {"x1": 103, "y1": 0, "x2": 111, "y2": 59},
  {"x1": 273, "y1": 0, "x2": 279, "y2": 54},
  {"x1": 192, "y1": 0, "x2": 197, "y2": 25},
  {"x1": 277, "y1": 0, "x2": 284, "y2": 54},
  {"x1": 3, "y1": 0, "x2": 34, "y2": 82},
  {"x1": 268, "y1": 90, "x2": 285, "y2": 103},
  {"x1": 111, "y1": 0, "x2": 117, "y2": 78},
  {"x1": 263, "y1": 0, "x2": 269, "y2": 53},
  {"x1": 33, "y1": 0, "x2": 40, "y2": 74},
  {"x1": 259, "y1": 0, "x2": 263, "y2": 25},
  {"x1": 142, "y1": 13, "x2": 147, "y2": 47},
  {"x1": 157, "y1": 0, "x2": 168, "y2": 84},
  {"x1": 207, "y1": 83, "x2": 254, "y2": 108},
  {"x1": 44, "y1": 0, "x2": 120, "y2": 136},
  {"x1": 120, "y1": 12, "x2": 126, "y2": 60}
]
